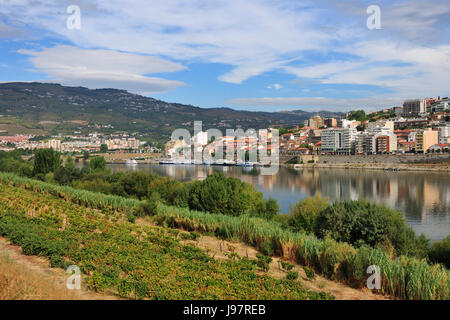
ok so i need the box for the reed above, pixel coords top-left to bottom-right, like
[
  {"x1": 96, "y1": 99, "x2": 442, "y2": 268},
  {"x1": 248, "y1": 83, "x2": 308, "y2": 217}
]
[{"x1": 153, "y1": 204, "x2": 450, "y2": 300}]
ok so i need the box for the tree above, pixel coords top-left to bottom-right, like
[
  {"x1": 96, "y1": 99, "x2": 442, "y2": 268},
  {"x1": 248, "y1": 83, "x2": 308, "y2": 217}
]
[
  {"x1": 184, "y1": 173, "x2": 271, "y2": 217},
  {"x1": 33, "y1": 148, "x2": 61, "y2": 176},
  {"x1": 90, "y1": 156, "x2": 106, "y2": 171},
  {"x1": 347, "y1": 110, "x2": 367, "y2": 122},
  {"x1": 428, "y1": 236, "x2": 450, "y2": 268},
  {"x1": 100, "y1": 144, "x2": 108, "y2": 153},
  {"x1": 288, "y1": 197, "x2": 330, "y2": 233},
  {"x1": 314, "y1": 200, "x2": 430, "y2": 258},
  {"x1": 83, "y1": 150, "x2": 90, "y2": 160}
]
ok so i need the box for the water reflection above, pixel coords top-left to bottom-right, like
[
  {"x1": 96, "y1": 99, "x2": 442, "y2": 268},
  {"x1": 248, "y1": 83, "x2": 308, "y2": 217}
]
[{"x1": 109, "y1": 164, "x2": 450, "y2": 242}]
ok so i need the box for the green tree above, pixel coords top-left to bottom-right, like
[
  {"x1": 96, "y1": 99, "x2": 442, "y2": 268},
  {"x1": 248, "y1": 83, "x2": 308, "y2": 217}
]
[
  {"x1": 33, "y1": 148, "x2": 61, "y2": 176},
  {"x1": 347, "y1": 110, "x2": 367, "y2": 122},
  {"x1": 429, "y1": 236, "x2": 450, "y2": 268},
  {"x1": 185, "y1": 173, "x2": 270, "y2": 217},
  {"x1": 288, "y1": 197, "x2": 330, "y2": 233},
  {"x1": 90, "y1": 156, "x2": 106, "y2": 171},
  {"x1": 100, "y1": 144, "x2": 108, "y2": 153},
  {"x1": 315, "y1": 200, "x2": 430, "y2": 258}
]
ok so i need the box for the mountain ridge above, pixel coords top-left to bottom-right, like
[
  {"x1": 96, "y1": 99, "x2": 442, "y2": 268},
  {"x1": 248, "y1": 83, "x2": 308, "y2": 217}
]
[{"x1": 0, "y1": 82, "x2": 344, "y2": 140}]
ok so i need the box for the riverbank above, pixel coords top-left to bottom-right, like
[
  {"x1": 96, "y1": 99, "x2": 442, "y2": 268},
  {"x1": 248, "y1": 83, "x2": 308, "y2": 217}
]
[{"x1": 289, "y1": 162, "x2": 450, "y2": 172}]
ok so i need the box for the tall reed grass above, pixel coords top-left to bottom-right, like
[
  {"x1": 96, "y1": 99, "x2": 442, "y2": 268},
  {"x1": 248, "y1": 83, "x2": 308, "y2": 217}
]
[{"x1": 153, "y1": 204, "x2": 450, "y2": 300}]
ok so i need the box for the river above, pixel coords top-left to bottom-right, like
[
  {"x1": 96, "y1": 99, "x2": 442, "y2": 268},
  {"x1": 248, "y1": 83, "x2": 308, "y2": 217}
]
[{"x1": 107, "y1": 163, "x2": 450, "y2": 242}]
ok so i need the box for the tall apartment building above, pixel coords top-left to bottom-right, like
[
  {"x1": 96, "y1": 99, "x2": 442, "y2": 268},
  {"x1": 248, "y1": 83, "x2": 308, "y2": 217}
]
[
  {"x1": 376, "y1": 135, "x2": 398, "y2": 154},
  {"x1": 403, "y1": 99, "x2": 426, "y2": 116},
  {"x1": 415, "y1": 129, "x2": 439, "y2": 153},
  {"x1": 321, "y1": 128, "x2": 357, "y2": 154},
  {"x1": 439, "y1": 124, "x2": 450, "y2": 144},
  {"x1": 324, "y1": 118, "x2": 337, "y2": 128}
]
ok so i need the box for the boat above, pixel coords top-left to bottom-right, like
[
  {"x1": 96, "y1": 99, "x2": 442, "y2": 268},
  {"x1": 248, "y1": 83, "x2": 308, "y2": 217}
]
[
  {"x1": 126, "y1": 159, "x2": 138, "y2": 166},
  {"x1": 236, "y1": 161, "x2": 254, "y2": 167},
  {"x1": 159, "y1": 159, "x2": 175, "y2": 165}
]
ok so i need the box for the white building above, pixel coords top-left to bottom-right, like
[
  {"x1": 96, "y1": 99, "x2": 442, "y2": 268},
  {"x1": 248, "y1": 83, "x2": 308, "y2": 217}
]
[
  {"x1": 321, "y1": 128, "x2": 357, "y2": 154},
  {"x1": 432, "y1": 99, "x2": 450, "y2": 113},
  {"x1": 439, "y1": 124, "x2": 450, "y2": 144},
  {"x1": 338, "y1": 119, "x2": 359, "y2": 129},
  {"x1": 47, "y1": 139, "x2": 61, "y2": 151},
  {"x1": 367, "y1": 120, "x2": 395, "y2": 133}
]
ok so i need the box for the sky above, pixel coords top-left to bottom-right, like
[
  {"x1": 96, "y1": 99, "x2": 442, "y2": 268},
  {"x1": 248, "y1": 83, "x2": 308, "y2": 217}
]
[{"x1": 0, "y1": 0, "x2": 449, "y2": 112}]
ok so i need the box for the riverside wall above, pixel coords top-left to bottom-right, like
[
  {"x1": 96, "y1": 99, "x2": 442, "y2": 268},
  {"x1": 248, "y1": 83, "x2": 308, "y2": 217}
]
[{"x1": 316, "y1": 154, "x2": 450, "y2": 165}]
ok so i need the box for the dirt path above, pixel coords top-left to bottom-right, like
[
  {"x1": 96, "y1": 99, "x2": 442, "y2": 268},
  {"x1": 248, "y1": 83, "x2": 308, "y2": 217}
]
[
  {"x1": 184, "y1": 235, "x2": 391, "y2": 300},
  {"x1": 0, "y1": 237, "x2": 118, "y2": 300}
]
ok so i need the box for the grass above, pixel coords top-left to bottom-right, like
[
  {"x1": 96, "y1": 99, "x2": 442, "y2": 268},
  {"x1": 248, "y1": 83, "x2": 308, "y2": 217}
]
[
  {"x1": 0, "y1": 181, "x2": 332, "y2": 300},
  {"x1": 152, "y1": 203, "x2": 450, "y2": 300},
  {"x1": 0, "y1": 250, "x2": 78, "y2": 300},
  {"x1": 0, "y1": 172, "x2": 448, "y2": 300}
]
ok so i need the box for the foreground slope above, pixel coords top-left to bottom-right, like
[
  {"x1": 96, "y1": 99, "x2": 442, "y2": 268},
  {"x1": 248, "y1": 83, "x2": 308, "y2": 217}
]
[{"x1": 0, "y1": 181, "x2": 332, "y2": 300}]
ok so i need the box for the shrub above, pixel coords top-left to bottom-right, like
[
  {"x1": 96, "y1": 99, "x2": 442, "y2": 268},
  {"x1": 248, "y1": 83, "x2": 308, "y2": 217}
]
[
  {"x1": 50, "y1": 255, "x2": 71, "y2": 269},
  {"x1": 315, "y1": 200, "x2": 430, "y2": 258},
  {"x1": 280, "y1": 260, "x2": 295, "y2": 271},
  {"x1": 288, "y1": 197, "x2": 330, "y2": 233},
  {"x1": 256, "y1": 254, "x2": 272, "y2": 272},
  {"x1": 89, "y1": 156, "x2": 106, "y2": 171},
  {"x1": 429, "y1": 236, "x2": 450, "y2": 268},
  {"x1": 185, "y1": 173, "x2": 277, "y2": 218},
  {"x1": 133, "y1": 193, "x2": 161, "y2": 217},
  {"x1": 260, "y1": 240, "x2": 276, "y2": 256},
  {"x1": 286, "y1": 271, "x2": 299, "y2": 280},
  {"x1": 303, "y1": 266, "x2": 315, "y2": 279}
]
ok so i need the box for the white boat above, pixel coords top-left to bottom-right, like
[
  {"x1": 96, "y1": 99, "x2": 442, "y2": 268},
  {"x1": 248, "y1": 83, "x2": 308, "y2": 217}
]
[
  {"x1": 126, "y1": 159, "x2": 138, "y2": 166},
  {"x1": 236, "y1": 161, "x2": 254, "y2": 167}
]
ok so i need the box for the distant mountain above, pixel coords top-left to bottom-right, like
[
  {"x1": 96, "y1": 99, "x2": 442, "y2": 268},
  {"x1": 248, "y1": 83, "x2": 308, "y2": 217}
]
[{"x1": 0, "y1": 82, "x2": 343, "y2": 140}]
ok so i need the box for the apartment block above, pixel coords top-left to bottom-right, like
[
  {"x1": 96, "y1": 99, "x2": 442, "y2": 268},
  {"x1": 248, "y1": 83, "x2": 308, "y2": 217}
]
[
  {"x1": 403, "y1": 99, "x2": 426, "y2": 116},
  {"x1": 415, "y1": 129, "x2": 439, "y2": 153},
  {"x1": 321, "y1": 128, "x2": 357, "y2": 154}
]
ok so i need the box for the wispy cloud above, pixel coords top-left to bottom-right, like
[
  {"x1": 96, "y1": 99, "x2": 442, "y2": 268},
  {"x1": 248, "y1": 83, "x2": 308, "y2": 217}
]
[
  {"x1": 228, "y1": 97, "x2": 402, "y2": 111},
  {"x1": 19, "y1": 45, "x2": 187, "y2": 94},
  {"x1": 267, "y1": 83, "x2": 283, "y2": 90}
]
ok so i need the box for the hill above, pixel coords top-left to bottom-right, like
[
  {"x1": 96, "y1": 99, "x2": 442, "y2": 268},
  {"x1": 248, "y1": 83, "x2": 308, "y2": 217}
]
[
  {"x1": 0, "y1": 82, "x2": 343, "y2": 140},
  {"x1": 0, "y1": 174, "x2": 333, "y2": 300}
]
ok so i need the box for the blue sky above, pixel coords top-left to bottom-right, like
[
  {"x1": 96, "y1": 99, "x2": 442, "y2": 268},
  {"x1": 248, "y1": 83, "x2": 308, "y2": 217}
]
[{"x1": 0, "y1": 0, "x2": 449, "y2": 112}]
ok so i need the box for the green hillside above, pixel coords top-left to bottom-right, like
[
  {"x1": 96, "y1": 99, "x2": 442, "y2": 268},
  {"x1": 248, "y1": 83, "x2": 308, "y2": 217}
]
[{"x1": 0, "y1": 82, "x2": 343, "y2": 140}]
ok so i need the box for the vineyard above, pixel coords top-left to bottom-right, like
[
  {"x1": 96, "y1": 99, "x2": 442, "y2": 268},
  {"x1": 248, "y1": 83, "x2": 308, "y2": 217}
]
[
  {"x1": 0, "y1": 180, "x2": 332, "y2": 300},
  {"x1": 0, "y1": 172, "x2": 448, "y2": 300}
]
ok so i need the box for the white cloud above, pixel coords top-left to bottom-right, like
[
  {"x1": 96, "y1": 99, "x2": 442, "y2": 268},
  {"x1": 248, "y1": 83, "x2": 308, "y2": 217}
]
[
  {"x1": 0, "y1": 0, "x2": 328, "y2": 84},
  {"x1": 18, "y1": 45, "x2": 187, "y2": 94},
  {"x1": 228, "y1": 97, "x2": 402, "y2": 111},
  {"x1": 267, "y1": 83, "x2": 283, "y2": 90}
]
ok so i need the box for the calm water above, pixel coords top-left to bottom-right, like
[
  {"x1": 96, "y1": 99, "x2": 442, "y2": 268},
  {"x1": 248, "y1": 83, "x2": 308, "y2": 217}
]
[{"x1": 108, "y1": 164, "x2": 450, "y2": 242}]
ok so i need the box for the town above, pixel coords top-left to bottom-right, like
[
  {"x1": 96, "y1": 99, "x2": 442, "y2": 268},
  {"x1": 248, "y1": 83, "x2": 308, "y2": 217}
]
[{"x1": 1, "y1": 97, "x2": 449, "y2": 164}]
